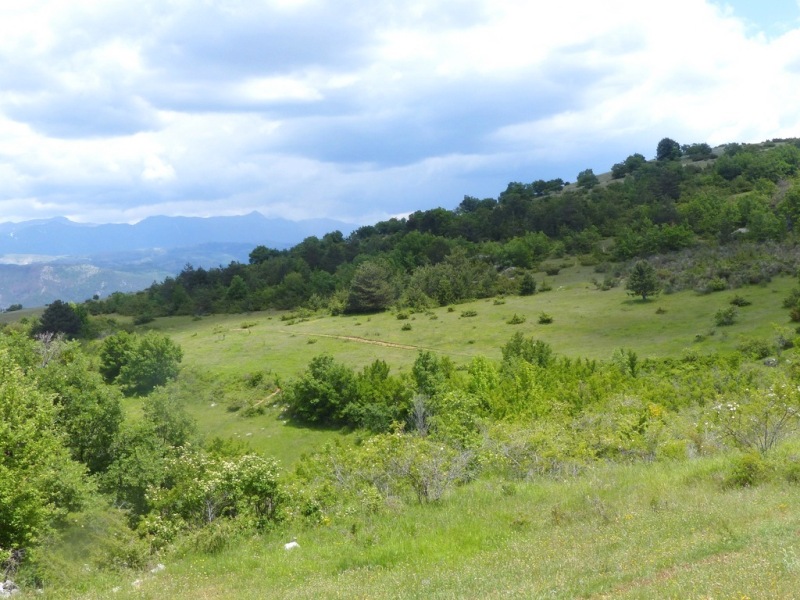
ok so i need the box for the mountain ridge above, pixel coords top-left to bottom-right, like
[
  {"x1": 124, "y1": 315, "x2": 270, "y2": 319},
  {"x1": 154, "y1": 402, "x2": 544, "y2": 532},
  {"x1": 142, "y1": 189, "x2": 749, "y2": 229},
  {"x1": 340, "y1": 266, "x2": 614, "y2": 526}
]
[{"x1": 0, "y1": 212, "x2": 358, "y2": 308}]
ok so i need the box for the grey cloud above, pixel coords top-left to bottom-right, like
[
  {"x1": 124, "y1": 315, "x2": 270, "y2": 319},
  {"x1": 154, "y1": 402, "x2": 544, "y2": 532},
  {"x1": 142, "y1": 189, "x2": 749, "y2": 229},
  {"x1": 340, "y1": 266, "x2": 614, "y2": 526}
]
[
  {"x1": 271, "y1": 73, "x2": 578, "y2": 166},
  {"x1": 142, "y1": 2, "x2": 373, "y2": 79},
  {"x1": 3, "y1": 91, "x2": 161, "y2": 138}
]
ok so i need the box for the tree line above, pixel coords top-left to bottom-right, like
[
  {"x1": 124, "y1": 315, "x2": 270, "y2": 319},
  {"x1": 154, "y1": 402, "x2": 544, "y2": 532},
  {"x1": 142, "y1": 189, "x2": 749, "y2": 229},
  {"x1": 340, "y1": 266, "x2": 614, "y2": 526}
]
[{"x1": 76, "y1": 139, "x2": 800, "y2": 321}]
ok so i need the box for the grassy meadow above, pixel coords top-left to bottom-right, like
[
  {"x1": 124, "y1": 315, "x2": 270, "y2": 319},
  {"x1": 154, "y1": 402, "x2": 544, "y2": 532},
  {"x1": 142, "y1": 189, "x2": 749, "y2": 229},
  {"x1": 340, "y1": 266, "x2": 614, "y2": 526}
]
[
  {"x1": 154, "y1": 266, "x2": 797, "y2": 381},
  {"x1": 34, "y1": 456, "x2": 800, "y2": 599},
  {"x1": 139, "y1": 265, "x2": 798, "y2": 464},
  {"x1": 14, "y1": 263, "x2": 800, "y2": 599}
]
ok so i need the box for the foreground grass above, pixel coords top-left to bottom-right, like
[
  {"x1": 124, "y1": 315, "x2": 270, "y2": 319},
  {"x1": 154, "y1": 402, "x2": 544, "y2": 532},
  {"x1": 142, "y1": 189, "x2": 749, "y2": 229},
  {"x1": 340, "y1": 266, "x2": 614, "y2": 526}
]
[{"x1": 31, "y1": 455, "x2": 800, "y2": 599}]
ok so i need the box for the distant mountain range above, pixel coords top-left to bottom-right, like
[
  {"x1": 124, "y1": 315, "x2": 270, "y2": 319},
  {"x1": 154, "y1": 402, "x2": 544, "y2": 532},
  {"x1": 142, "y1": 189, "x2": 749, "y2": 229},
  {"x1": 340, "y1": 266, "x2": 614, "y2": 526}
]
[{"x1": 0, "y1": 212, "x2": 357, "y2": 308}]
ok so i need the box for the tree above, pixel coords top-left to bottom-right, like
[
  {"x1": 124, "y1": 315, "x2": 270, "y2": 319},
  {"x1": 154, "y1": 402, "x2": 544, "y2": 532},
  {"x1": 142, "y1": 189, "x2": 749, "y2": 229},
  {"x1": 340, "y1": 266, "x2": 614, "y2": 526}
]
[
  {"x1": 36, "y1": 351, "x2": 124, "y2": 473},
  {"x1": 624, "y1": 153, "x2": 647, "y2": 172},
  {"x1": 681, "y1": 142, "x2": 714, "y2": 160},
  {"x1": 35, "y1": 299, "x2": 84, "y2": 338},
  {"x1": 284, "y1": 354, "x2": 357, "y2": 424},
  {"x1": 115, "y1": 332, "x2": 183, "y2": 396},
  {"x1": 226, "y1": 274, "x2": 249, "y2": 302},
  {"x1": 626, "y1": 260, "x2": 661, "y2": 301},
  {"x1": 345, "y1": 261, "x2": 395, "y2": 313},
  {"x1": 99, "y1": 331, "x2": 135, "y2": 384},
  {"x1": 611, "y1": 162, "x2": 628, "y2": 179},
  {"x1": 519, "y1": 272, "x2": 537, "y2": 296},
  {"x1": 656, "y1": 137, "x2": 682, "y2": 161},
  {"x1": 0, "y1": 350, "x2": 90, "y2": 551},
  {"x1": 576, "y1": 168, "x2": 599, "y2": 189}
]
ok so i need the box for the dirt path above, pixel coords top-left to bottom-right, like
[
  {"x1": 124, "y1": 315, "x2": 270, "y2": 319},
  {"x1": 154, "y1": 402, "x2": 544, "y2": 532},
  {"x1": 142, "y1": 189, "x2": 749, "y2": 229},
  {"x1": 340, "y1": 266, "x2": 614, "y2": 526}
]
[{"x1": 280, "y1": 329, "x2": 425, "y2": 351}]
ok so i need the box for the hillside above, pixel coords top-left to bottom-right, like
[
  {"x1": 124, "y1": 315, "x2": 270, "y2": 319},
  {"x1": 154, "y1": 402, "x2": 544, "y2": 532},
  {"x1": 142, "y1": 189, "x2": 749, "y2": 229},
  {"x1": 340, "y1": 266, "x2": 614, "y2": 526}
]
[
  {"x1": 4, "y1": 137, "x2": 800, "y2": 598},
  {"x1": 85, "y1": 138, "x2": 800, "y2": 322}
]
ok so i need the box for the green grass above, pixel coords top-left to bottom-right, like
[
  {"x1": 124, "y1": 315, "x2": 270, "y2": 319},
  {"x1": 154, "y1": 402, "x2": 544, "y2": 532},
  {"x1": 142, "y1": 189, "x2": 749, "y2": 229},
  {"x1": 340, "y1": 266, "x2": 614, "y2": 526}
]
[
  {"x1": 13, "y1": 265, "x2": 800, "y2": 599},
  {"x1": 32, "y1": 456, "x2": 800, "y2": 599},
  {"x1": 150, "y1": 268, "x2": 797, "y2": 381},
  {"x1": 131, "y1": 269, "x2": 797, "y2": 466}
]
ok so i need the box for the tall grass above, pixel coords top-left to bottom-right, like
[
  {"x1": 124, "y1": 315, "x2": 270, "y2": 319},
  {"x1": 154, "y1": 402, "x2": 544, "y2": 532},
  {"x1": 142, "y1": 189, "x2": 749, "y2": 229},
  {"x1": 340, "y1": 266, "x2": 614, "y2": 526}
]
[{"x1": 32, "y1": 456, "x2": 800, "y2": 599}]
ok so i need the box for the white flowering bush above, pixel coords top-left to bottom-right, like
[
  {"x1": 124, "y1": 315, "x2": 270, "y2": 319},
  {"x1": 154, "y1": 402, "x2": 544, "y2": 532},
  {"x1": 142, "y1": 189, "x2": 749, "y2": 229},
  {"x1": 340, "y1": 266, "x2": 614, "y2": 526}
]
[
  {"x1": 712, "y1": 379, "x2": 800, "y2": 454},
  {"x1": 144, "y1": 446, "x2": 283, "y2": 545}
]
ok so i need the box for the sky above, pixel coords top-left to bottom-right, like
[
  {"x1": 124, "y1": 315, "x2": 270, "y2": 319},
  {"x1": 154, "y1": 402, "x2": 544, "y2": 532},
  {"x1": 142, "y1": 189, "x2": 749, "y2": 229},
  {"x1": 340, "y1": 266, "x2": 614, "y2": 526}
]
[{"x1": 1, "y1": 0, "x2": 800, "y2": 226}]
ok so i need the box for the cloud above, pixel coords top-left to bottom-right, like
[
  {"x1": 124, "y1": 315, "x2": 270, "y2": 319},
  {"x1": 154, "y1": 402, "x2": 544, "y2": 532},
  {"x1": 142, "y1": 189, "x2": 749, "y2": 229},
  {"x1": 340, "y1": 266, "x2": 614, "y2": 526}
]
[{"x1": 0, "y1": 0, "x2": 800, "y2": 225}]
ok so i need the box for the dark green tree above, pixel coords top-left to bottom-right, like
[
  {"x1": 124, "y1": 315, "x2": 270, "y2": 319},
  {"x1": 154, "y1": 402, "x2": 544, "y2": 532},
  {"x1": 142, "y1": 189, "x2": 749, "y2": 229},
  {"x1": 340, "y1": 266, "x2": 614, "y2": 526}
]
[
  {"x1": 611, "y1": 162, "x2": 628, "y2": 179},
  {"x1": 346, "y1": 261, "x2": 395, "y2": 313},
  {"x1": 226, "y1": 274, "x2": 249, "y2": 302},
  {"x1": 624, "y1": 153, "x2": 647, "y2": 172},
  {"x1": 656, "y1": 137, "x2": 682, "y2": 161},
  {"x1": 35, "y1": 299, "x2": 84, "y2": 337},
  {"x1": 519, "y1": 272, "x2": 537, "y2": 296},
  {"x1": 576, "y1": 168, "x2": 599, "y2": 189},
  {"x1": 626, "y1": 260, "x2": 661, "y2": 301}
]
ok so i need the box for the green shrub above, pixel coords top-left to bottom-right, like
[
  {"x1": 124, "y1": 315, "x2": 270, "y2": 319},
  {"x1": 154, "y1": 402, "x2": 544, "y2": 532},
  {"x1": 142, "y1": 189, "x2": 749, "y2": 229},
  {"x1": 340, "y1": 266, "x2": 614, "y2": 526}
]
[
  {"x1": 284, "y1": 354, "x2": 357, "y2": 424},
  {"x1": 518, "y1": 272, "x2": 537, "y2": 296},
  {"x1": 737, "y1": 337, "x2": 772, "y2": 359},
  {"x1": 506, "y1": 314, "x2": 526, "y2": 325},
  {"x1": 461, "y1": 310, "x2": 478, "y2": 318},
  {"x1": 401, "y1": 323, "x2": 412, "y2": 331},
  {"x1": 723, "y1": 452, "x2": 770, "y2": 488},
  {"x1": 708, "y1": 277, "x2": 728, "y2": 292},
  {"x1": 501, "y1": 333, "x2": 553, "y2": 367},
  {"x1": 538, "y1": 312, "x2": 553, "y2": 324},
  {"x1": 730, "y1": 294, "x2": 752, "y2": 307},
  {"x1": 714, "y1": 306, "x2": 737, "y2": 326}
]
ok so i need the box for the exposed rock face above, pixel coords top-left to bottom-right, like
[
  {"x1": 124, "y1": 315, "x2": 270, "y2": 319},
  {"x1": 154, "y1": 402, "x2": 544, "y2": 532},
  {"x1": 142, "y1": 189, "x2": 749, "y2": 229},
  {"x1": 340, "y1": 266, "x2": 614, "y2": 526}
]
[{"x1": 764, "y1": 357, "x2": 779, "y2": 367}]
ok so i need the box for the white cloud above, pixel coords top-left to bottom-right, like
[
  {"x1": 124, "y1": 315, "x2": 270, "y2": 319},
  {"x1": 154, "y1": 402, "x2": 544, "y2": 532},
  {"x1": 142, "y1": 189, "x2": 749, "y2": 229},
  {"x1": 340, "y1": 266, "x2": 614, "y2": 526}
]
[
  {"x1": 141, "y1": 155, "x2": 176, "y2": 183},
  {"x1": 0, "y1": 0, "x2": 799, "y2": 224}
]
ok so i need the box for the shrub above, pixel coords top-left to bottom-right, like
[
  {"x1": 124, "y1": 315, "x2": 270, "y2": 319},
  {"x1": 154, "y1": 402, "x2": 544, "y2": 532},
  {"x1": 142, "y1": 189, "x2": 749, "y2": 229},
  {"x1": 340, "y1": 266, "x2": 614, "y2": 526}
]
[
  {"x1": 714, "y1": 306, "x2": 738, "y2": 326},
  {"x1": 730, "y1": 295, "x2": 752, "y2": 307},
  {"x1": 133, "y1": 313, "x2": 155, "y2": 326},
  {"x1": 723, "y1": 452, "x2": 770, "y2": 488},
  {"x1": 737, "y1": 338, "x2": 772, "y2": 360},
  {"x1": 396, "y1": 312, "x2": 409, "y2": 320},
  {"x1": 461, "y1": 310, "x2": 478, "y2": 318},
  {"x1": 501, "y1": 333, "x2": 553, "y2": 367},
  {"x1": 712, "y1": 381, "x2": 800, "y2": 454},
  {"x1": 401, "y1": 323, "x2": 412, "y2": 331},
  {"x1": 538, "y1": 312, "x2": 554, "y2": 324},
  {"x1": 506, "y1": 314, "x2": 526, "y2": 325},
  {"x1": 544, "y1": 266, "x2": 561, "y2": 276},
  {"x1": 708, "y1": 277, "x2": 728, "y2": 292},
  {"x1": 518, "y1": 272, "x2": 537, "y2": 296},
  {"x1": 284, "y1": 354, "x2": 357, "y2": 424}
]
